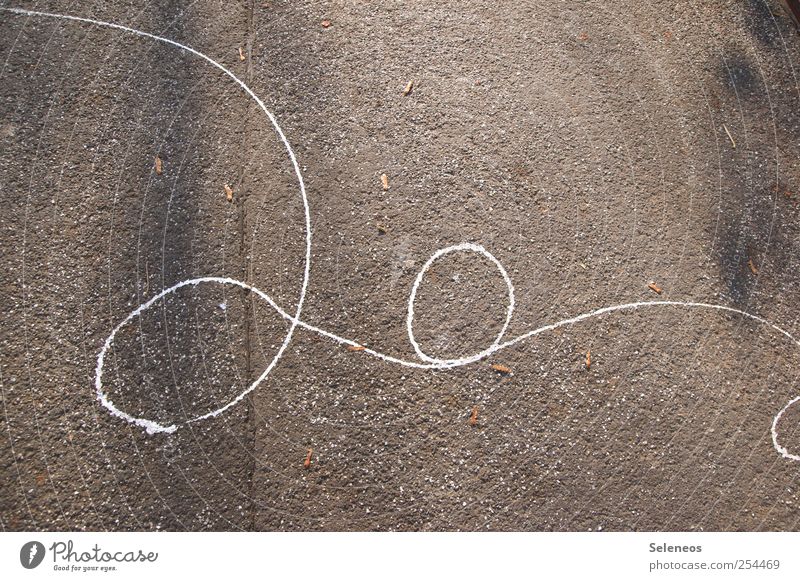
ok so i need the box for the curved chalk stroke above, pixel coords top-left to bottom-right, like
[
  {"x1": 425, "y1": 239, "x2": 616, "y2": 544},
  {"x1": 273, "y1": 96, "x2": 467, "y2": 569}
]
[
  {"x1": 406, "y1": 242, "x2": 515, "y2": 366},
  {"x1": 3, "y1": 7, "x2": 797, "y2": 462}
]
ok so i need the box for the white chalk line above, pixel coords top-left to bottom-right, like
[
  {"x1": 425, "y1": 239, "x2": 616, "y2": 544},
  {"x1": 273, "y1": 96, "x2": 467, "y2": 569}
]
[
  {"x1": 95, "y1": 267, "x2": 800, "y2": 463},
  {"x1": 3, "y1": 7, "x2": 797, "y2": 462},
  {"x1": 0, "y1": 7, "x2": 312, "y2": 435},
  {"x1": 406, "y1": 243, "x2": 515, "y2": 366}
]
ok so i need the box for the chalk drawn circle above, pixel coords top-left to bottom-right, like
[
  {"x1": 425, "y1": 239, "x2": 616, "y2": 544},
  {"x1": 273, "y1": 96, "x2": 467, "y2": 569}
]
[
  {"x1": 96, "y1": 278, "x2": 302, "y2": 434},
  {"x1": 79, "y1": 17, "x2": 314, "y2": 435},
  {"x1": 406, "y1": 243, "x2": 515, "y2": 366},
  {"x1": 772, "y1": 395, "x2": 800, "y2": 463}
]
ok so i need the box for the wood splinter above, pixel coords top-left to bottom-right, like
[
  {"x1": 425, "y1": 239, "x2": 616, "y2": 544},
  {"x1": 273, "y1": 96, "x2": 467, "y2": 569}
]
[
  {"x1": 154, "y1": 155, "x2": 163, "y2": 175},
  {"x1": 469, "y1": 405, "x2": 479, "y2": 426},
  {"x1": 403, "y1": 80, "x2": 414, "y2": 96},
  {"x1": 347, "y1": 344, "x2": 366, "y2": 352},
  {"x1": 723, "y1": 124, "x2": 736, "y2": 149},
  {"x1": 304, "y1": 448, "x2": 312, "y2": 469},
  {"x1": 381, "y1": 173, "x2": 389, "y2": 191},
  {"x1": 648, "y1": 282, "x2": 662, "y2": 295},
  {"x1": 586, "y1": 350, "x2": 591, "y2": 370},
  {"x1": 748, "y1": 259, "x2": 759, "y2": 275},
  {"x1": 224, "y1": 183, "x2": 234, "y2": 202},
  {"x1": 490, "y1": 363, "x2": 511, "y2": 375}
]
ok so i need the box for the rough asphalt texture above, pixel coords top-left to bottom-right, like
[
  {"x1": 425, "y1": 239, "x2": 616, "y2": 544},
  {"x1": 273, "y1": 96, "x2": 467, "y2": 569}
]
[{"x1": 1, "y1": 0, "x2": 799, "y2": 531}]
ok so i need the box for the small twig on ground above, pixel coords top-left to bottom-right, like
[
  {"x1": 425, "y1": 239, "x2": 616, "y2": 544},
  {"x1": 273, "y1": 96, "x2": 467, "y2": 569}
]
[
  {"x1": 723, "y1": 124, "x2": 736, "y2": 149},
  {"x1": 469, "y1": 405, "x2": 479, "y2": 426},
  {"x1": 490, "y1": 363, "x2": 511, "y2": 374}
]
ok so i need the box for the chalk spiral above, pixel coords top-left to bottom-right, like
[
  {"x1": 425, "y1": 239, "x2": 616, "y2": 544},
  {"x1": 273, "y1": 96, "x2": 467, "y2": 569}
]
[{"x1": 3, "y1": 6, "x2": 796, "y2": 462}]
